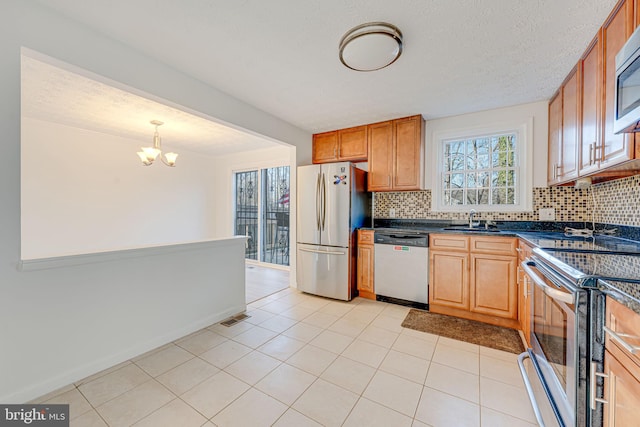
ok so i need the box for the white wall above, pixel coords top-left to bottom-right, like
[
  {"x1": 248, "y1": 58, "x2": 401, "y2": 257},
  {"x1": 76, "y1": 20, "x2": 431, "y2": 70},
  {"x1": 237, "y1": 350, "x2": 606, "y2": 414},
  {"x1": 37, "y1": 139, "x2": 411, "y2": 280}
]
[
  {"x1": 425, "y1": 101, "x2": 549, "y2": 188},
  {"x1": 21, "y1": 118, "x2": 219, "y2": 259},
  {"x1": 0, "y1": 1, "x2": 310, "y2": 403},
  {"x1": 13, "y1": 238, "x2": 247, "y2": 403}
]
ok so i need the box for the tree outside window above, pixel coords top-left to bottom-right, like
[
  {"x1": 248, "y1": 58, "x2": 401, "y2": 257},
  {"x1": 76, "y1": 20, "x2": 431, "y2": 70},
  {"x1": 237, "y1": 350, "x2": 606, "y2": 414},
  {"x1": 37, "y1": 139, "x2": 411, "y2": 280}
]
[{"x1": 442, "y1": 134, "x2": 517, "y2": 207}]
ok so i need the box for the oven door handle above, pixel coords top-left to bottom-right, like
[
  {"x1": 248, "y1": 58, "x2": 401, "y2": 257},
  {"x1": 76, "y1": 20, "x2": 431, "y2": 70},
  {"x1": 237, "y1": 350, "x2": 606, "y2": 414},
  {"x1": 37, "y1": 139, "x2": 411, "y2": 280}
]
[
  {"x1": 521, "y1": 261, "x2": 574, "y2": 305},
  {"x1": 517, "y1": 351, "x2": 550, "y2": 427}
]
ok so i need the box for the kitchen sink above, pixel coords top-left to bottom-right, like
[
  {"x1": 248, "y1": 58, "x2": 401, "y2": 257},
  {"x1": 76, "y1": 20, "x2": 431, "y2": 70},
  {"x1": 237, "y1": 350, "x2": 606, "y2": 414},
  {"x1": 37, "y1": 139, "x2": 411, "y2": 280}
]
[{"x1": 443, "y1": 226, "x2": 500, "y2": 232}]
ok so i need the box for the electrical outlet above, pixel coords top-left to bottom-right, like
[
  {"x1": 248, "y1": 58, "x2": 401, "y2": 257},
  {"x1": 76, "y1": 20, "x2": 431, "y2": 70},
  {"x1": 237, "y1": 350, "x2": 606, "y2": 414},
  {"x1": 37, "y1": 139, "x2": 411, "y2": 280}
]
[
  {"x1": 539, "y1": 208, "x2": 555, "y2": 221},
  {"x1": 389, "y1": 208, "x2": 396, "y2": 217}
]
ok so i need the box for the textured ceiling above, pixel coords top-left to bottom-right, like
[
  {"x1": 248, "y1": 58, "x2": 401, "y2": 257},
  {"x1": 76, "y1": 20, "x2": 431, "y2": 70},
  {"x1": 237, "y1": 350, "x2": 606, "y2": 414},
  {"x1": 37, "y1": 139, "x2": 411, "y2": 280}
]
[
  {"x1": 21, "y1": 55, "x2": 284, "y2": 156},
  {"x1": 34, "y1": 0, "x2": 618, "y2": 135}
]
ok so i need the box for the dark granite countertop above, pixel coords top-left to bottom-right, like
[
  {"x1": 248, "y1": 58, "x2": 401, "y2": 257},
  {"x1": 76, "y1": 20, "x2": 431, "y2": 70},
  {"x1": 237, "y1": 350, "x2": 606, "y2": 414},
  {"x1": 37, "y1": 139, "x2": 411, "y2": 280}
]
[
  {"x1": 366, "y1": 219, "x2": 640, "y2": 314},
  {"x1": 599, "y1": 279, "x2": 640, "y2": 315}
]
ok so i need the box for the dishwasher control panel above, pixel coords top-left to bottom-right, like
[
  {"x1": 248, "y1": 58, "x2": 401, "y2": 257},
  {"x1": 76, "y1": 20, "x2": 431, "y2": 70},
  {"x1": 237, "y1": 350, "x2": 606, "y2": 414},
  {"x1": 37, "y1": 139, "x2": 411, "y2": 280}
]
[{"x1": 373, "y1": 229, "x2": 429, "y2": 247}]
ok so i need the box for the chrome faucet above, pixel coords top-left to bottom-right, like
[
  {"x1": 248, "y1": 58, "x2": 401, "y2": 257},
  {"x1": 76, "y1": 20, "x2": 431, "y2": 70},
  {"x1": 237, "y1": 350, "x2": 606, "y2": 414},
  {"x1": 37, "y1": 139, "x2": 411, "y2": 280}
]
[{"x1": 468, "y1": 209, "x2": 478, "y2": 228}]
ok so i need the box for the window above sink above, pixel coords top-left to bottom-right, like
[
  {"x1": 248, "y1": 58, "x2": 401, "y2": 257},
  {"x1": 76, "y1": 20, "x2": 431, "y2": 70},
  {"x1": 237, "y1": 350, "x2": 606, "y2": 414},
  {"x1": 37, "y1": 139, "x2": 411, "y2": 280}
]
[{"x1": 431, "y1": 118, "x2": 533, "y2": 213}]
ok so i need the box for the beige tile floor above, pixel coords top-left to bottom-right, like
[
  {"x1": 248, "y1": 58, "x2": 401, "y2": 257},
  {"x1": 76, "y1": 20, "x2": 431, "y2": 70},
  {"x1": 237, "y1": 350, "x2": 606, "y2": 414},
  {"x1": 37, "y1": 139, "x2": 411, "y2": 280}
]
[
  {"x1": 35, "y1": 289, "x2": 537, "y2": 427},
  {"x1": 245, "y1": 264, "x2": 289, "y2": 304}
]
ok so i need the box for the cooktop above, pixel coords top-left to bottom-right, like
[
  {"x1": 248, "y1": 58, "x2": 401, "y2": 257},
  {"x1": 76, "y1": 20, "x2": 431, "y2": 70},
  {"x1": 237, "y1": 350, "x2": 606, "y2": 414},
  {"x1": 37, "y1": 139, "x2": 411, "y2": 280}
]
[
  {"x1": 533, "y1": 247, "x2": 640, "y2": 285},
  {"x1": 521, "y1": 233, "x2": 640, "y2": 254}
]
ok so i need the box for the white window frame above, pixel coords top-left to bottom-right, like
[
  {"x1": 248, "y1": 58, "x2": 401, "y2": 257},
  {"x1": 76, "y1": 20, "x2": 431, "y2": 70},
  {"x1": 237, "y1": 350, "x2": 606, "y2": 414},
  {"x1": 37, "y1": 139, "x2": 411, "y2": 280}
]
[{"x1": 431, "y1": 118, "x2": 533, "y2": 213}]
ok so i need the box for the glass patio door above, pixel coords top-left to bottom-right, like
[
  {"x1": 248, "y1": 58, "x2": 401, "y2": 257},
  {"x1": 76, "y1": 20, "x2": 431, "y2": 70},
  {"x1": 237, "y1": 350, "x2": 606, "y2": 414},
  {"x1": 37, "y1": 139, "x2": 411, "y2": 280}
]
[{"x1": 234, "y1": 166, "x2": 290, "y2": 266}]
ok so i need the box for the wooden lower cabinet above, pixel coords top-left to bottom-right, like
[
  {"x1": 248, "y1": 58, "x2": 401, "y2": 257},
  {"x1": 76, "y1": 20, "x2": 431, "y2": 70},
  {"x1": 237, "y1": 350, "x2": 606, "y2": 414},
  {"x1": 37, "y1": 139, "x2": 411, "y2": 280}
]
[
  {"x1": 429, "y1": 251, "x2": 469, "y2": 310},
  {"x1": 603, "y1": 297, "x2": 640, "y2": 426},
  {"x1": 470, "y1": 254, "x2": 517, "y2": 319},
  {"x1": 517, "y1": 240, "x2": 534, "y2": 347},
  {"x1": 429, "y1": 234, "x2": 519, "y2": 329},
  {"x1": 604, "y1": 349, "x2": 640, "y2": 426},
  {"x1": 357, "y1": 230, "x2": 375, "y2": 300}
]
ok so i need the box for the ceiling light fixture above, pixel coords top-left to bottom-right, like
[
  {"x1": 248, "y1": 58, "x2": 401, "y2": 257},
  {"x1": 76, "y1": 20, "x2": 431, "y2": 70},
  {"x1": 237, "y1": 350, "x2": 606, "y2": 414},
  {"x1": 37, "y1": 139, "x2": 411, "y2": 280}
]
[
  {"x1": 339, "y1": 22, "x2": 403, "y2": 72},
  {"x1": 137, "y1": 120, "x2": 178, "y2": 167}
]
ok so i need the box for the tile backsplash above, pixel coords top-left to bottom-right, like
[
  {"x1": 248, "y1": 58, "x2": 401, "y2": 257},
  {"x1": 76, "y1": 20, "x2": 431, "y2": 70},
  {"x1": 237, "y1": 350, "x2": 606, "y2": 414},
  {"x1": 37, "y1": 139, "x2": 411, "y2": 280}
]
[
  {"x1": 374, "y1": 174, "x2": 640, "y2": 227},
  {"x1": 592, "y1": 175, "x2": 640, "y2": 226}
]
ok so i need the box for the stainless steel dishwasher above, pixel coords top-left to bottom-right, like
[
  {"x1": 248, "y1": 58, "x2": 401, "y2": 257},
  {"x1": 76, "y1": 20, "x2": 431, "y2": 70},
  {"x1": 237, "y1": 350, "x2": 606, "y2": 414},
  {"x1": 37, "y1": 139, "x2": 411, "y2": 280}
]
[{"x1": 373, "y1": 228, "x2": 429, "y2": 309}]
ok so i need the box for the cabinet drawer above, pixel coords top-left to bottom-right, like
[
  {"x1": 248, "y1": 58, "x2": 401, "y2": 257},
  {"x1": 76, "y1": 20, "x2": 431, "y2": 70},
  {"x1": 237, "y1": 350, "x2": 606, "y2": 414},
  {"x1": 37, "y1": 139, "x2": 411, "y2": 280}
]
[
  {"x1": 606, "y1": 297, "x2": 640, "y2": 370},
  {"x1": 471, "y1": 236, "x2": 517, "y2": 256},
  {"x1": 430, "y1": 234, "x2": 469, "y2": 251},
  {"x1": 358, "y1": 229, "x2": 374, "y2": 245}
]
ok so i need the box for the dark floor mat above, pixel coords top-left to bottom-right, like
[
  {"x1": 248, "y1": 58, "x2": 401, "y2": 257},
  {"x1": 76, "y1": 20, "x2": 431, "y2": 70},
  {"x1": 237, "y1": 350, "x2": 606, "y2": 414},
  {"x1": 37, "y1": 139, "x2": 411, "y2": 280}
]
[{"x1": 401, "y1": 309, "x2": 525, "y2": 354}]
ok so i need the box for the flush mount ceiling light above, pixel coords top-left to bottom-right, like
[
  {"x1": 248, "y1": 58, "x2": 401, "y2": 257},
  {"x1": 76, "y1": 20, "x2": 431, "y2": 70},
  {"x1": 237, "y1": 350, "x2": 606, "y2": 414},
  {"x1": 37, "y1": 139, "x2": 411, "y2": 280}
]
[
  {"x1": 339, "y1": 22, "x2": 403, "y2": 72},
  {"x1": 137, "y1": 120, "x2": 178, "y2": 167}
]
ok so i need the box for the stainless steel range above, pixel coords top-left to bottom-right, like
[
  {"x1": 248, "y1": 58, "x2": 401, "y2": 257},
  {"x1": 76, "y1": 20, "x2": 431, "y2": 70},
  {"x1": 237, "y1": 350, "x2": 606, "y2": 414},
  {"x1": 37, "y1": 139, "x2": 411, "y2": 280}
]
[{"x1": 519, "y1": 243, "x2": 640, "y2": 427}]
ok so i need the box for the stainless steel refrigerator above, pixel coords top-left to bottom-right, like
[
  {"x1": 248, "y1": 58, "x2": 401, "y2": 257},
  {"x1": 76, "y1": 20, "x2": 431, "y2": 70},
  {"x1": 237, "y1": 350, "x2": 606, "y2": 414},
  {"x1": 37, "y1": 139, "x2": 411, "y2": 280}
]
[{"x1": 296, "y1": 162, "x2": 370, "y2": 301}]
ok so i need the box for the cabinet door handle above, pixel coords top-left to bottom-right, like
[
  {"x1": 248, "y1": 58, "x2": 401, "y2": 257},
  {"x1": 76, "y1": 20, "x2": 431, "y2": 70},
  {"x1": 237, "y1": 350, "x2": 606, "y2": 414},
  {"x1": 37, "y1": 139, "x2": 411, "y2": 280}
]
[
  {"x1": 589, "y1": 143, "x2": 594, "y2": 166},
  {"x1": 604, "y1": 325, "x2": 640, "y2": 354},
  {"x1": 590, "y1": 361, "x2": 609, "y2": 410}
]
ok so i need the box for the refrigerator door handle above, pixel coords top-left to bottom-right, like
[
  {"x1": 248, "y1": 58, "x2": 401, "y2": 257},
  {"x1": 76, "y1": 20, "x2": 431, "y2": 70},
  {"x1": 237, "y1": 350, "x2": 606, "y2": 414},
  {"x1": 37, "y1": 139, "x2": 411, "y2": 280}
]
[
  {"x1": 315, "y1": 173, "x2": 321, "y2": 231},
  {"x1": 299, "y1": 247, "x2": 346, "y2": 256},
  {"x1": 321, "y1": 172, "x2": 327, "y2": 230}
]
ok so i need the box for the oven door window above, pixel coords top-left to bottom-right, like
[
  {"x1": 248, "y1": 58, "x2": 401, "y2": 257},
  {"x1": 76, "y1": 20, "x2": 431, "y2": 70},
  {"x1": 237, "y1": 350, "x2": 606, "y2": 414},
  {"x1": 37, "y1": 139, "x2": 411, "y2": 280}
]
[
  {"x1": 534, "y1": 292, "x2": 568, "y2": 388},
  {"x1": 532, "y1": 275, "x2": 575, "y2": 393}
]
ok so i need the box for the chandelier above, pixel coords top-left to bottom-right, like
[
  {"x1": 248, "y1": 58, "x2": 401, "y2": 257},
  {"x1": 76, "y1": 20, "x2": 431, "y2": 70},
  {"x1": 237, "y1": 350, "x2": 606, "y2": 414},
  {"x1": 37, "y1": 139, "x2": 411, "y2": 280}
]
[{"x1": 137, "y1": 120, "x2": 178, "y2": 167}]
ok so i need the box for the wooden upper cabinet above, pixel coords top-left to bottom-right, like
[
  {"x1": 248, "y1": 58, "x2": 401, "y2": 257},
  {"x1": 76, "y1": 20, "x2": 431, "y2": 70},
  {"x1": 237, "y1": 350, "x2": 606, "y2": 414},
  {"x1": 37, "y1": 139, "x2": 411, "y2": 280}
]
[
  {"x1": 560, "y1": 67, "x2": 580, "y2": 182},
  {"x1": 337, "y1": 126, "x2": 368, "y2": 161},
  {"x1": 548, "y1": 92, "x2": 562, "y2": 185},
  {"x1": 602, "y1": 0, "x2": 635, "y2": 168},
  {"x1": 368, "y1": 115, "x2": 425, "y2": 191},
  {"x1": 548, "y1": 67, "x2": 580, "y2": 185},
  {"x1": 312, "y1": 125, "x2": 368, "y2": 164},
  {"x1": 549, "y1": 0, "x2": 640, "y2": 184},
  {"x1": 580, "y1": 34, "x2": 602, "y2": 176},
  {"x1": 393, "y1": 115, "x2": 424, "y2": 190},
  {"x1": 368, "y1": 121, "x2": 394, "y2": 190},
  {"x1": 312, "y1": 131, "x2": 338, "y2": 163}
]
